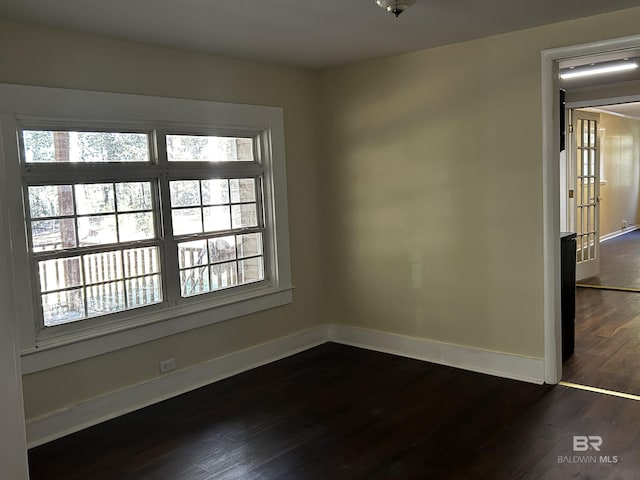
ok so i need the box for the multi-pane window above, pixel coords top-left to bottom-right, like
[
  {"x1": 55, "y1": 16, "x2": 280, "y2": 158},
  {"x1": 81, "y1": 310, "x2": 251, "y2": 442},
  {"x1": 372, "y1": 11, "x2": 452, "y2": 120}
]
[
  {"x1": 0, "y1": 84, "x2": 291, "y2": 368},
  {"x1": 28, "y1": 180, "x2": 162, "y2": 326},
  {"x1": 21, "y1": 128, "x2": 267, "y2": 329},
  {"x1": 170, "y1": 177, "x2": 265, "y2": 296}
]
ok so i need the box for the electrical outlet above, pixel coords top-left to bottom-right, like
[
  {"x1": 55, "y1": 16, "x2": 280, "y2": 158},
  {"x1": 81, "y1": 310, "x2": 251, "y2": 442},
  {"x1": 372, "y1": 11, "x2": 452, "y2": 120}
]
[
  {"x1": 159, "y1": 358, "x2": 176, "y2": 374},
  {"x1": 623, "y1": 220, "x2": 628, "y2": 229}
]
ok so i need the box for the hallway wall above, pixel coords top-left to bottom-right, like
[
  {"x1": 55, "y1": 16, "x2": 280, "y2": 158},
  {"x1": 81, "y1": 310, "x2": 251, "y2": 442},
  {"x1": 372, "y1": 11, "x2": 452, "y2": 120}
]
[{"x1": 598, "y1": 112, "x2": 640, "y2": 237}]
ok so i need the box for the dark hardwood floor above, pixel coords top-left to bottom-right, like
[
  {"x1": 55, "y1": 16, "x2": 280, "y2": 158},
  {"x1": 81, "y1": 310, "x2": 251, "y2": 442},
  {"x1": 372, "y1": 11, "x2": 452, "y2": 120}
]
[
  {"x1": 563, "y1": 228, "x2": 640, "y2": 397},
  {"x1": 29, "y1": 343, "x2": 640, "y2": 479},
  {"x1": 579, "y1": 229, "x2": 640, "y2": 289},
  {"x1": 563, "y1": 287, "x2": 640, "y2": 397}
]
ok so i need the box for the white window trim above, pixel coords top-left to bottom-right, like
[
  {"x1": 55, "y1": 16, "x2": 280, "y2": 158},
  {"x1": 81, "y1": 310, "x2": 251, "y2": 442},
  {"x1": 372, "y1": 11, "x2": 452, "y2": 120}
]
[{"x1": 0, "y1": 84, "x2": 293, "y2": 374}]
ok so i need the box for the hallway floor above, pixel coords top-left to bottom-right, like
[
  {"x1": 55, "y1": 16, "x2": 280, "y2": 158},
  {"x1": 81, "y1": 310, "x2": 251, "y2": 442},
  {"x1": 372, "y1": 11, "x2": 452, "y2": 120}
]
[
  {"x1": 563, "y1": 287, "x2": 640, "y2": 397},
  {"x1": 579, "y1": 229, "x2": 640, "y2": 289}
]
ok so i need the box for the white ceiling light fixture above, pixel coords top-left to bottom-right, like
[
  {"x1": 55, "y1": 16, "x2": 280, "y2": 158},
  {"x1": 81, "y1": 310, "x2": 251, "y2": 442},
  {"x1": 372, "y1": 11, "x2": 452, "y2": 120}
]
[
  {"x1": 560, "y1": 61, "x2": 639, "y2": 80},
  {"x1": 375, "y1": 0, "x2": 417, "y2": 17}
]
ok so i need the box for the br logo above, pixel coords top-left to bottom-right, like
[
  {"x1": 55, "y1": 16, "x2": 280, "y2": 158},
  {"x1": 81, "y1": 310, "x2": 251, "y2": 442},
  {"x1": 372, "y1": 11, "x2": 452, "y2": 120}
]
[{"x1": 573, "y1": 436, "x2": 603, "y2": 452}]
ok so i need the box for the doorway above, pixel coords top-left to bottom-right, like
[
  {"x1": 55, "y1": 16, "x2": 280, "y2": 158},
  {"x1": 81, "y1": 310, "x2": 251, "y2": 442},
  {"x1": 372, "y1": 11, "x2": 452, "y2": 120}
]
[
  {"x1": 553, "y1": 52, "x2": 640, "y2": 396},
  {"x1": 541, "y1": 35, "x2": 640, "y2": 387},
  {"x1": 570, "y1": 103, "x2": 640, "y2": 291},
  {"x1": 562, "y1": 101, "x2": 640, "y2": 396}
]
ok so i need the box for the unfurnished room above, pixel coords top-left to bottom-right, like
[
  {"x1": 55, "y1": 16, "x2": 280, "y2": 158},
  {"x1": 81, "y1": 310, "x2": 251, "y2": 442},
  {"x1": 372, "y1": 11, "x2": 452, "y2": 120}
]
[{"x1": 2, "y1": 1, "x2": 640, "y2": 479}]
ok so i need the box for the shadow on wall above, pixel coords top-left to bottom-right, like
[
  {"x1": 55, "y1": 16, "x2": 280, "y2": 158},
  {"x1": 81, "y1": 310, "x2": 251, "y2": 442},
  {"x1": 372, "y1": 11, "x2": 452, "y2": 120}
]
[{"x1": 320, "y1": 42, "x2": 542, "y2": 354}]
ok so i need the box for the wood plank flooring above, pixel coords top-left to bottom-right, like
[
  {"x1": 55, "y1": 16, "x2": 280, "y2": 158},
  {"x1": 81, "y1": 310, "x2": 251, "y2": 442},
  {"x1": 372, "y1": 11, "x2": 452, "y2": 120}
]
[
  {"x1": 29, "y1": 343, "x2": 640, "y2": 479},
  {"x1": 563, "y1": 228, "x2": 640, "y2": 396},
  {"x1": 563, "y1": 287, "x2": 640, "y2": 396},
  {"x1": 579, "y1": 229, "x2": 640, "y2": 289}
]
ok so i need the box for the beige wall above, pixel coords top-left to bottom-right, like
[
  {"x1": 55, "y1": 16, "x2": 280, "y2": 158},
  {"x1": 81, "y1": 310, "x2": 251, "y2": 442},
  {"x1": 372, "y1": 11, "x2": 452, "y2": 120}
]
[
  {"x1": 0, "y1": 18, "x2": 325, "y2": 420},
  {"x1": 319, "y1": 7, "x2": 640, "y2": 359},
  {"x1": 598, "y1": 112, "x2": 640, "y2": 236}
]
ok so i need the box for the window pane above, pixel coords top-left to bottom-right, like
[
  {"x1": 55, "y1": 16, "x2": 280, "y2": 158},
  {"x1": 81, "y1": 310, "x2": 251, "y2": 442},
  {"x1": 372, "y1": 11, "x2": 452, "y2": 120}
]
[
  {"x1": 75, "y1": 184, "x2": 115, "y2": 215},
  {"x1": 237, "y1": 233, "x2": 263, "y2": 258},
  {"x1": 203, "y1": 206, "x2": 231, "y2": 232},
  {"x1": 83, "y1": 251, "x2": 123, "y2": 285},
  {"x1": 239, "y1": 257, "x2": 264, "y2": 284},
  {"x1": 127, "y1": 275, "x2": 162, "y2": 307},
  {"x1": 178, "y1": 240, "x2": 208, "y2": 269},
  {"x1": 23, "y1": 131, "x2": 56, "y2": 163},
  {"x1": 40, "y1": 255, "x2": 163, "y2": 325},
  {"x1": 28, "y1": 185, "x2": 74, "y2": 218},
  {"x1": 116, "y1": 182, "x2": 152, "y2": 212},
  {"x1": 210, "y1": 262, "x2": 238, "y2": 290},
  {"x1": 87, "y1": 281, "x2": 126, "y2": 316},
  {"x1": 209, "y1": 236, "x2": 236, "y2": 263},
  {"x1": 42, "y1": 289, "x2": 85, "y2": 326},
  {"x1": 123, "y1": 247, "x2": 161, "y2": 277},
  {"x1": 78, "y1": 215, "x2": 117, "y2": 246},
  {"x1": 180, "y1": 267, "x2": 210, "y2": 296},
  {"x1": 202, "y1": 179, "x2": 229, "y2": 205},
  {"x1": 22, "y1": 130, "x2": 149, "y2": 163},
  {"x1": 230, "y1": 178, "x2": 256, "y2": 203},
  {"x1": 38, "y1": 257, "x2": 83, "y2": 293},
  {"x1": 231, "y1": 204, "x2": 258, "y2": 229},
  {"x1": 172, "y1": 208, "x2": 203, "y2": 235},
  {"x1": 167, "y1": 135, "x2": 253, "y2": 162},
  {"x1": 32, "y1": 218, "x2": 77, "y2": 251},
  {"x1": 170, "y1": 180, "x2": 201, "y2": 207},
  {"x1": 118, "y1": 212, "x2": 155, "y2": 241}
]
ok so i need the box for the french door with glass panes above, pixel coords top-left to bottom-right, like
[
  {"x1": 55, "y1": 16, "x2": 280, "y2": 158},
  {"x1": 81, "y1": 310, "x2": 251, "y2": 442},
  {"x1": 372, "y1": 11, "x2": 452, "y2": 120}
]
[{"x1": 570, "y1": 109, "x2": 600, "y2": 281}]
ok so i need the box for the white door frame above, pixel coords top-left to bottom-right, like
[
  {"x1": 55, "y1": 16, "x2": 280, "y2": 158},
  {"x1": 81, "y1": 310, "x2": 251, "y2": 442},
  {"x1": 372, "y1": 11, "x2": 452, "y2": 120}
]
[
  {"x1": 541, "y1": 34, "x2": 640, "y2": 384},
  {"x1": 0, "y1": 140, "x2": 29, "y2": 477}
]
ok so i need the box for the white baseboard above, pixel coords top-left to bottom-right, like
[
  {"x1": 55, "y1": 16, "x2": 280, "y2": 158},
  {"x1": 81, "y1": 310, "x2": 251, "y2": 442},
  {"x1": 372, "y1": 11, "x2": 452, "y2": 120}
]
[
  {"x1": 328, "y1": 324, "x2": 545, "y2": 385},
  {"x1": 27, "y1": 323, "x2": 546, "y2": 448},
  {"x1": 600, "y1": 224, "x2": 640, "y2": 242},
  {"x1": 26, "y1": 325, "x2": 328, "y2": 448}
]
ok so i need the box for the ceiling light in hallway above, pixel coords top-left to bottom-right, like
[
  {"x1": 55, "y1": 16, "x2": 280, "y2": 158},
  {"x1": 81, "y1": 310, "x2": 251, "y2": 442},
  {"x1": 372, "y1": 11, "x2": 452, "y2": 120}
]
[{"x1": 560, "y1": 61, "x2": 638, "y2": 80}]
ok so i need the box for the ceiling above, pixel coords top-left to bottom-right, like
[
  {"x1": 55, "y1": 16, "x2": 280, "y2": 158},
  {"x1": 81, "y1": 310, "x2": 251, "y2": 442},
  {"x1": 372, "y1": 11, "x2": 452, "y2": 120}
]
[
  {"x1": 559, "y1": 49, "x2": 640, "y2": 118},
  {"x1": 587, "y1": 103, "x2": 640, "y2": 120},
  {"x1": 558, "y1": 49, "x2": 640, "y2": 90},
  {"x1": 0, "y1": 0, "x2": 639, "y2": 68}
]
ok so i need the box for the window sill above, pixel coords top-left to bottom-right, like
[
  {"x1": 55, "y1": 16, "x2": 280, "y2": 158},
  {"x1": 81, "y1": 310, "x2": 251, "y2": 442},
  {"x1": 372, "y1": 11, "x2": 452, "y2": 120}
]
[{"x1": 20, "y1": 285, "x2": 294, "y2": 374}]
